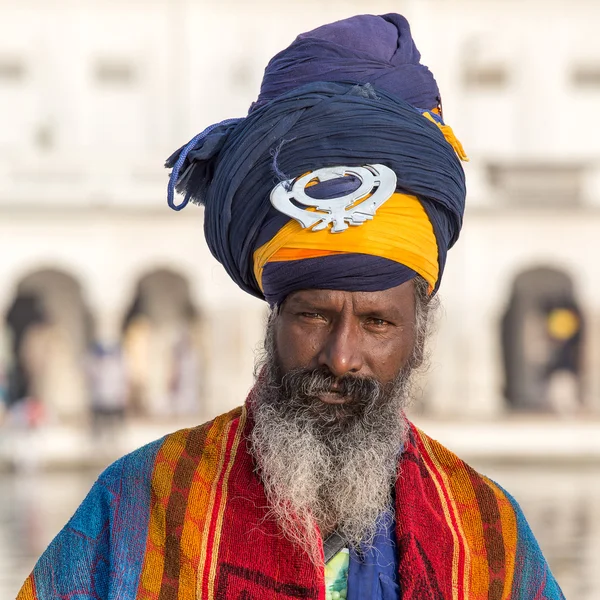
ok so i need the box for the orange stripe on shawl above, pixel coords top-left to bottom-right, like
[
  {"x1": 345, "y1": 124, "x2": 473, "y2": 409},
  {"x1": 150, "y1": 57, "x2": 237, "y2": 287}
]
[
  {"x1": 135, "y1": 428, "x2": 189, "y2": 600},
  {"x1": 416, "y1": 429, "x2": 468, "y2": 600},
  {"x1": 162, "y1": 425, "x2": 215, "y2": 599},
  {"x1": 414, "y1": 427, "x2": 520, "y2": 600},
  {"x1": 416, "y1": 428, "x2": 492, "y2": 599},
  {"x1": 202, "y1": 407, "x2": 246, "y2": 600},
  {"x1": 484, "y1": 478, "x2": 518, "y2": 599},
  {"x1": 134, "y1": 408, "x2": 245, "y2": 600},
  {"x1": 465, "y1": 470, "x2": 508, "y2": 600},
  {"x1": 16, "y1": 573, "x2": 37, "y2": 600}
]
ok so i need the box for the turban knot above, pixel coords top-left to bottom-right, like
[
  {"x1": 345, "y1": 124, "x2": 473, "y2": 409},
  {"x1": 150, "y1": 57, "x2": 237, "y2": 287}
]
[
  {"x1": 166, "y1": 14, "x2": 467, "y2": 305},
  {"x1": 252, "y1": 13, "x2": 441, "y2": 112}
]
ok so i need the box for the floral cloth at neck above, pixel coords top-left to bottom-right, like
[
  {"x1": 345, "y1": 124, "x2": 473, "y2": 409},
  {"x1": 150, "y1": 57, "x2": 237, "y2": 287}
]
[{"x1": 325, "y1": 548, "x2": 349, "y2": 600}]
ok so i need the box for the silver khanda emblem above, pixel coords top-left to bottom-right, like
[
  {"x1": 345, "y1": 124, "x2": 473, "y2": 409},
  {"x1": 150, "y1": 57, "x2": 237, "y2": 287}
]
[{"x1": 270, "y1": 164, "x2": 397, "y2": 233}]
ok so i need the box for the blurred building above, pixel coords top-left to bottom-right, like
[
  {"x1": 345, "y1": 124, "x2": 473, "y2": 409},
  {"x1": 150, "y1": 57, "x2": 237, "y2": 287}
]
[{"x1": 1, "y1": 0, "x2": 599, "y2": 423}]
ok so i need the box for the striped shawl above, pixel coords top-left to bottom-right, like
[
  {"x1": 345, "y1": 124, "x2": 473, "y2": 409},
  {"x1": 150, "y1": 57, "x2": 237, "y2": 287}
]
[{"x1": 18, "y1": 405, "x2": 564, "y2": 599}]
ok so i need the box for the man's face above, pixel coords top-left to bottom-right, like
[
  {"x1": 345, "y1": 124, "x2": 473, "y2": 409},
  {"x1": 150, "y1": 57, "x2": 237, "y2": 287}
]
[
  {"x1": 251, "y1": 279, "x2": 423, "y2": 562},
  {"x1": 273, "y1": 279, "x2": 418, "y2": 403}
]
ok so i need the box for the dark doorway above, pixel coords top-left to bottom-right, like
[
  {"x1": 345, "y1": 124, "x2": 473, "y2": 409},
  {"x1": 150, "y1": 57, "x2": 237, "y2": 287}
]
[
  {"x1": 3, "y1": 269, "x2": 93, "y2": 423},
  {"x1": 501, "y1": 266, "x2": 584, "y2": 412},
  {"x1": 121, "y1": 269, "x2": 204, "y2": 418}
]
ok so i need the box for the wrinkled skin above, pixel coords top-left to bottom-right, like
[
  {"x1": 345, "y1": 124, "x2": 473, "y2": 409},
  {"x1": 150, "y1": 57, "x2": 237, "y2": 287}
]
[{"x1": 274, "y1": 279, "x2": 418, "y2": 405}]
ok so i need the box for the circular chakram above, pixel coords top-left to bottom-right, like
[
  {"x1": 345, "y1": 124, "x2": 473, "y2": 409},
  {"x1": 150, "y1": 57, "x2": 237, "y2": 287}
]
[{"x1": 270, "y1": 164, "x2": 398, "y2": 233}]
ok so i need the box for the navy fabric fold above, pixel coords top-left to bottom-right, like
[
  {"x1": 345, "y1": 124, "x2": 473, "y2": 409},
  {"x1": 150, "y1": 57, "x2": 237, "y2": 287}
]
[
  {"x1": 252, "y1": 14, "x2": 440, "y2": 112},
  {"x1": 262, "y1": 254, "x2": 417, "y2": 306},
  {"x1": 166, "y1": 81, "x2": 466, "y2": 301}
]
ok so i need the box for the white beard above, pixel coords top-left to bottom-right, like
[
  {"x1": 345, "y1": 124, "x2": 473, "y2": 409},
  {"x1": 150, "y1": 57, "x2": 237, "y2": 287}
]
[{"x1": 249, "y1": 349, "x2": 412, "y2": 565}]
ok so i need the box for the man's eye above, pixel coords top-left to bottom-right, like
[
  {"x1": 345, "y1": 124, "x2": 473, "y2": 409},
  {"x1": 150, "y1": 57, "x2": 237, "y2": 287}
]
[
  {"x1": 299, "y1": 312, "x2": 325, "y2": 320},
  {"x1": 366, "y1": 318, "x2": 390, "y2": 328}
]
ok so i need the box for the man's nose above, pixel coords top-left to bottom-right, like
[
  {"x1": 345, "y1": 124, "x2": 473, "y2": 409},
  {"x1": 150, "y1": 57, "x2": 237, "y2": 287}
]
[{"x1": 317, "y1": 319, "x2": 363, "y2": 377}]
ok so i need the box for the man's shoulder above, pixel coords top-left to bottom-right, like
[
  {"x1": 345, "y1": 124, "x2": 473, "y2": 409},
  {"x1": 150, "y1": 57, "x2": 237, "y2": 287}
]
[
  {"x1": 98, "y1": 406, "x2": 246, "y2": 490},
  {"x1": 405, "y1": 422, "x2": 522, "y2": 516},
  {"x1": 409, "y1": 422, "x2": 497, "y2": 485},
  {"x1": 405, "y1": 421, "x2": 528, "y2": 551},
  {"x1": 405, "y1": 422, "x2": 565, "y2": 599}
]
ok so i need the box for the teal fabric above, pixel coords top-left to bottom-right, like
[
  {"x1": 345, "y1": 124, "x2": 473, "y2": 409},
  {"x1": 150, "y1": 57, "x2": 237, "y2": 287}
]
[{"x1": 30, "y1": 438, "x2": 163, "y2": 599}]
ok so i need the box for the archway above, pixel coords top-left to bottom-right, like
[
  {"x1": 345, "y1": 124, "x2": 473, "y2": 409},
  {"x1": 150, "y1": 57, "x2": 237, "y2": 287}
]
[
  {"x1": 501, "y1": 266, "x2": 584, "y2": 412},
  {"x1": 4, "y1": 269, "x2": 93, "y2": 423},
  {"x1": 122, "y1": 269, "x2": 204, "y2": 418}
]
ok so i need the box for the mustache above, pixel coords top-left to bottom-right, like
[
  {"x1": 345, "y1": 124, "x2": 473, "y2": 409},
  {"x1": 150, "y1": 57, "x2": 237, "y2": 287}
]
[{"x1": 279, "y1": 365, "x2": 385, "y2": 406}]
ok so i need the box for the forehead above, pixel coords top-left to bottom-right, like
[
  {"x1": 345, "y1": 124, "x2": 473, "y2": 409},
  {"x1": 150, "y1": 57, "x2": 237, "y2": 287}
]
[{"x1": 284, "y1": 280, "x2": 416, "y2": 313}]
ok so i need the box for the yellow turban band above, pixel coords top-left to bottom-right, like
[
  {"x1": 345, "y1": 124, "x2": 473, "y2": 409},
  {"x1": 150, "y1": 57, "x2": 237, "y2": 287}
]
[{"x1": 253, "y1": 192, "x2": 439, "y2": 294}]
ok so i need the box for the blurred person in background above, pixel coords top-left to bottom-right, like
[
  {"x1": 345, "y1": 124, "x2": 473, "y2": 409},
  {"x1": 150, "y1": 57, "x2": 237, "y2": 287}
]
[
  {"x1": 168, "y1": 328, "x2": 202, "y2": 416},
  {"x1": 543, "y1": 300, "x2": 585, "y2": 411},
  {"x1": 5, "y1": 291, "x2": 87, "y2": 427},
  {"x1": 18, "y1": 14, "x2": 564, "y2": 600},
  {"x1": 5, "y1": 295, "x2": 45, "y2": 416},
  {"x1": 121, "y1": 312, "x2": 151, "y2": 416},
  {"x1": 0, "y1": 333, "x2": 8, "y2": 423},
  {"x1": 85, "y1": 342, "x2": 128, "y2": 440}
]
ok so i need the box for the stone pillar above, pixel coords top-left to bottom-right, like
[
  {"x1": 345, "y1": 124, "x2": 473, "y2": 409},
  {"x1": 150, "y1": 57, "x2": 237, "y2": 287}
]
[
  {"x1": 86, "y1": 269, "x2": 132, "y2": 348},
  {"x1": 581, "y1": 306, "x2": 600, "y2": 414},
  {"x1": 93, "y1": 306, "x2": 125, "y2": 347},
  {"x1": 198, "y1": 299, "x2": 265, "y2": 422}
]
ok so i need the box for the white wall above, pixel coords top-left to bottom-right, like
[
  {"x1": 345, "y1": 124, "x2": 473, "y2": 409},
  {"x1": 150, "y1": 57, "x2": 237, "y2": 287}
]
[{"x1": 1, "y1": 0, "x2": 599, "y2": 419}]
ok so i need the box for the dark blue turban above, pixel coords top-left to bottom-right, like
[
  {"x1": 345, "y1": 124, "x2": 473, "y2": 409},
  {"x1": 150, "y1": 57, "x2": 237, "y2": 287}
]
[
  {"x1": 166, "y1": 14, "x2": 466, "y2": 305},
  {"x1": 252, "y1": 13, "x2": 441, "y2": 112}
]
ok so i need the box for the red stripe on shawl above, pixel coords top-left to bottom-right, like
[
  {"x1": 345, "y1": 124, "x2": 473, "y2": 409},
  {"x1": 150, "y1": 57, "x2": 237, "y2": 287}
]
[
  {"x1": 395, "y1": 425, "x2": 453, "y2": 598},
  {"x1": 415, "y1": 428, "x2": 468, "y2": 600},
  {"x1": 209, "y1": 411, "x2": 324, "y2": 600},
  {"x1": 465, "y1": 466, "x2": 507, "y2": 600},
  {"x1": 198, "y1": 412, "x2": 245, "y2": 598},
  {"x1": 16, "y1": 573, "x2": 38, "y2": 600}
]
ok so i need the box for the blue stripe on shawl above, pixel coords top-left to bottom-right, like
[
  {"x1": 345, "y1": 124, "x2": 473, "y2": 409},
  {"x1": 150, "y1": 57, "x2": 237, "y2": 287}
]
[
  {"x1": 32, "y1": 438, "x2": 163, "y2": 599},
  {"x1": 167, "y1": 81, "x2": 465, "y2": 301},
  {"x1": 493, "y1": 483, "x2": 566, "y2": 600}
]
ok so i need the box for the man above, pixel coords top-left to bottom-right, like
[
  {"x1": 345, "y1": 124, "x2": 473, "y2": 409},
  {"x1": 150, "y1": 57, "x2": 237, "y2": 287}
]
[{"x1": 18, "y1": 14, "x2": 564, "y2": 600}]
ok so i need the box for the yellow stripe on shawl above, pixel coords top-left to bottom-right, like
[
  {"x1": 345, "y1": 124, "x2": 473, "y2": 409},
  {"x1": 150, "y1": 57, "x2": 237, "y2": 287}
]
[
  {"x1": 16, "y1": 573, "x2": 37, "y2": 600},
  {"x1": 137, "y1": 428, "x2": 189, "y2": 600},
  {"x1": 417, "y1": 429, "x2": 491, "y2": 599},
  {"x1": 206, "y1": 407, "x2": 246, "y2": 598},
  {"x1": 484, "y1": 478, "x2": 518, "y2": 599},
  {"x1": 253, "y1": 192, "x2": 439, "y2": 293},
  {"x1": 196, "y1": 407, "x2": 246, "y2": 600},
  {"x1": 416, "y1": 430, "x2": 467, "y2": 600}
]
